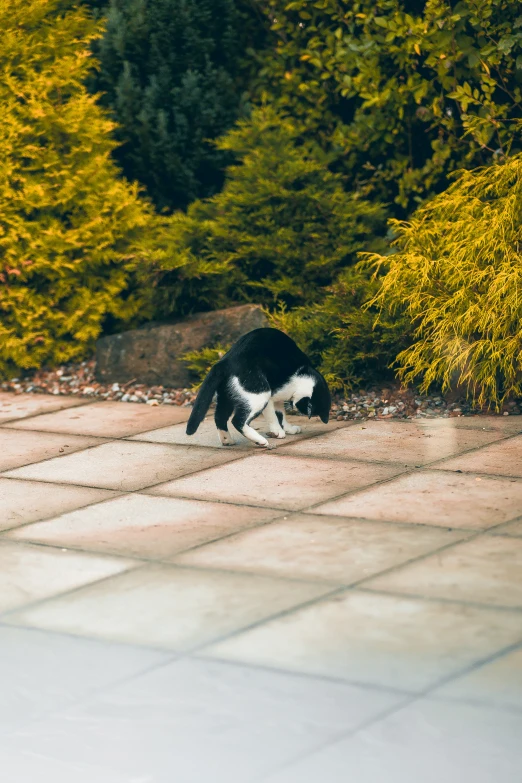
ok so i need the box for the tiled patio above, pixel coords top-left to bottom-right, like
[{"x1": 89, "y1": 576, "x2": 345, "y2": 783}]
[{"x1": 1, "y1": 391, "x2": 522, "y2": 782}]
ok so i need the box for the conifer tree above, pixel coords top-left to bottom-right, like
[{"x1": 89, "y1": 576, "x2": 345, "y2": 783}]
[
  {"x1": 153, "y1": 107, "x2": 386, "y2": 317},
  {"x1": 0, "y1": 0, "x2": 153, "y2": 375},
  {"x1": 92, "y1": 0, "x2": 268, "y2": 211}
]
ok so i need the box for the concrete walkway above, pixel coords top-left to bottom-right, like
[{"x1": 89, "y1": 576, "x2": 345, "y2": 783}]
[{"x1": 1, "y1": 391, "x2": 522, "y2": 782}]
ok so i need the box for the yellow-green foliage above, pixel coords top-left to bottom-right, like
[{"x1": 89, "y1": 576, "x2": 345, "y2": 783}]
[
  {"x1": 370, "y1": 154, "x2": 522, "y2": 407},
  {"x1": 270, "y1": 265, "x2": 409, "y2": 392},
  {"x1": 181, "y1": 343, "x2": 230, "y2": 388},
  {"x1": 0, "y1": 0, "x2": 154, "y2": 375}
]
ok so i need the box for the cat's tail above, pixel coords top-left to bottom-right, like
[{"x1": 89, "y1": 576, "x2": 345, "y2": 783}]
[{"x1": 186, "y1": 362, "x2": 225, "y2": 435}]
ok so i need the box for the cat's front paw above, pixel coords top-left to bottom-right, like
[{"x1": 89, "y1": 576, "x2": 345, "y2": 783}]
[
  {"x1": 254, "y1": 437, "x2": 271, "y2": 448},
  {"x1": 285, "y1": 424, "x2": 301, "y2": 435}
]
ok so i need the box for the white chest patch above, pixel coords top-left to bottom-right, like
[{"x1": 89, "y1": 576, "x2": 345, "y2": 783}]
[{"x1": 272, "y1": 374, "x2": 314, "y2": 403}]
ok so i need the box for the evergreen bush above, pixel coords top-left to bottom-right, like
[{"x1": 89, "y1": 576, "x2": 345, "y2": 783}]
[
  {"x1": 91, "y1": 0, "x2": 269, "y2": 211},
  {"x1": 256, "y1": 0, "x2": 522, "y2": 214},
  {"x1": 369, "y1": 153, "x2": 522, "y2": 408},
  {"x1": 0, "y1": 0, "x2": 154, "y2": 376},
  {"x1": 153, "y1": 106, "x2": 387, "y2": 318}
]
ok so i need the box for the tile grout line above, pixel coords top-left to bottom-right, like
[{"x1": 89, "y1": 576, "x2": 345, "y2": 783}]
[
  {"x1": 256, "y1": 634, "x2": 522, "y2": 782},
  {"x1": 192, "y1": 652, "x2": 415, "y2": 697},
  {"x1": 0, "y1": 628, "x2": 181, "y2": 741},
  {"x1": 0, "y1": 537, "x2": 344, "y2": 591},
  {"x1": 299, "y1": 463, "x2": 522, "y2": 518},
  {"x1": 3, "y1": 456, "x2": 522, "y2": 514},
  {"x1": 0, "y1": 413, "x2": 342, "y2": 445},
  {"x1": 0, "y1": 560, "x2": 151, "y2": 623},
  {"x1": 0, "y1": 397, "x2": 103, "y2": 425},
  {"x1": 0, "y1": 490, "x2": 127, "y2": 535},
  {"x1": 0, "y1": 486, "x2": 291, "y2": 535},
  {"x1": 274, "y1": 422, "x2": 522, "y2": 472},
  {"x1": 1, "y1": 508, "x2": 299, "y2": 560},
  {"x1": 355, "y1": 584, "x2": 522, "y2": 614},
  {"x1": 176, "y1": 537, "x2": 486, "y2": 657},
  {"x1": 3, "y1": 512, "x2": 519, "y2": 612},
  {"x1": 2, "y1": 421, "x2": 521, "y2": 502},
  {"x1": 2, "y1": 493, "x2": 519, "y2": 584},
  {"x1": 428, "y1": 467, "x2": 522, "y2": 482},
  {"x1": 0, "y1": 447, "x2": 258, "y2": 495}
]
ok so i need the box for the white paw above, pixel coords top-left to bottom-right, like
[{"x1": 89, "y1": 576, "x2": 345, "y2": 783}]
[
  {"x1": 285, "y1": 425, "x2": 301, "y2": 435},
  {"x1": 254, "y1": 437, "x2": 270, "y2": 448},
  {"x1": 270, "y1": 429, "x2": 286, "y2": 439},
  {"x1": 218, "y1": 430, "x2": 234, "y2": 446}
]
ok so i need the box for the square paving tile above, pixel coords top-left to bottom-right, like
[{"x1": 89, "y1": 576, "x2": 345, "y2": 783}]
[
  {"x1": 433, "y1": 434, "x2": 522, "y2": 478},
  {"x1": 0, "y1": 428, "x2": 103, "y2": 472},
  {"x1": 204, "y1": 590, "x2": 522, "y2": 691},
  {"x1": 0, "y1": 625, "x2": 170, "y2": 734},
  {"x1": 5, "y1": 564, "x2": 332, "y2": 651},
  {"x1": 0, "y1": 392, "x2": 87, "y2": 423},
  {"x1": 130, "y1": 415, "x2": 350, "y2": 450},
  {"x1": 366, "y1": 535, "x2": 522, "y2": 608},
  {"x1": 433, "y1": 645, "x2": 522, "y2": 711},
  {"x1": 3, "y1": 441, "x2": 241, "y2": 491},
  {"x1": 147, "y1": 453, "x2": 403, "y2": 511},
  {"x1": 277, "y1": 420, "x2": 503, "y2": 466},
  {"x1": 4, "y1": 400, "x2": 190, "y2": 437},
  {"x1": 264, "y1": 699, "x2": 522, "y2": 783},
  {"x1": 8, "y1": 493, "x2": 282, "y2": 559},
  {"x1": 0, "y1": 658, "x2": 402, "y2": 783},
  {"x1": 314, "y1": 470, "x2": 522, "y2": 529},
  {"x1": 174, "y1": 513, "x2": 465, "y2": 584},
  {"x1": 0, "y1": 478, "x2": 117, "y2": 531},
  {"x1": 0, "y1": 540, "x2": 136, "y2": 614}
]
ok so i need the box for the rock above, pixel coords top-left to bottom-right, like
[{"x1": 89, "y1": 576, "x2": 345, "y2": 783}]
[{"x1": 95, "y1": 304, "x2": 269, "y2": 387}]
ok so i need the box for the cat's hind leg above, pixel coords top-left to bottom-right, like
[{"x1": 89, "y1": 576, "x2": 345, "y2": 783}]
[{"x1": 214, "y1": 391, "x2": 234, "y2": 446}]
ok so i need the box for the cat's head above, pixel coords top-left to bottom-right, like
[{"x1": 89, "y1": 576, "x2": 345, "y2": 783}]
[{"x1": 294, "y1": 372, "x2": 331, "y2": 423}]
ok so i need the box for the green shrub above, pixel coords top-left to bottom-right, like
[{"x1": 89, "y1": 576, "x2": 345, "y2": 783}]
[
  {"x1": 370, "y1": 153, "x2": 522, "y2": 408},
  {"x1": 181, "y1": 343, "x2": 231, "y2": 388},
  {"x1": 153, "y1": 106, "x2": 387, "y2": 318},
  {"x1": 91, "y1": 0, "x2": 269, "y2": 211},
  {"x1": 256, "y1": 0, "x2": 522, "y2": 214},
  {"x1": 0, "y1": 0, "x2": 155, "y2": 377},
  {"x1": 269, "y1": 264, "x2": 410, "y2": 392}
]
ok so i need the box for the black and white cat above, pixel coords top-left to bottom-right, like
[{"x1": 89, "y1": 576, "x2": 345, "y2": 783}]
[{"x1": 186, "y1": 328, "x2": 331, "y2": 447}]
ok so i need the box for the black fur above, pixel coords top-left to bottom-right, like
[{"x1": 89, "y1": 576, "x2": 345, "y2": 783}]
[{"x1": 186, "y1": 328, "x2": 331, "y2": 446}]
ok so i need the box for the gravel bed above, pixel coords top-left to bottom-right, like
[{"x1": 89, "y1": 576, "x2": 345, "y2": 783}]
[
  {"x1": 1, "y1": 360, "x2": 520, "y2": 420},
  {"x1": 1, "y1": 360, "x2": 196, "y2": 407}
]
